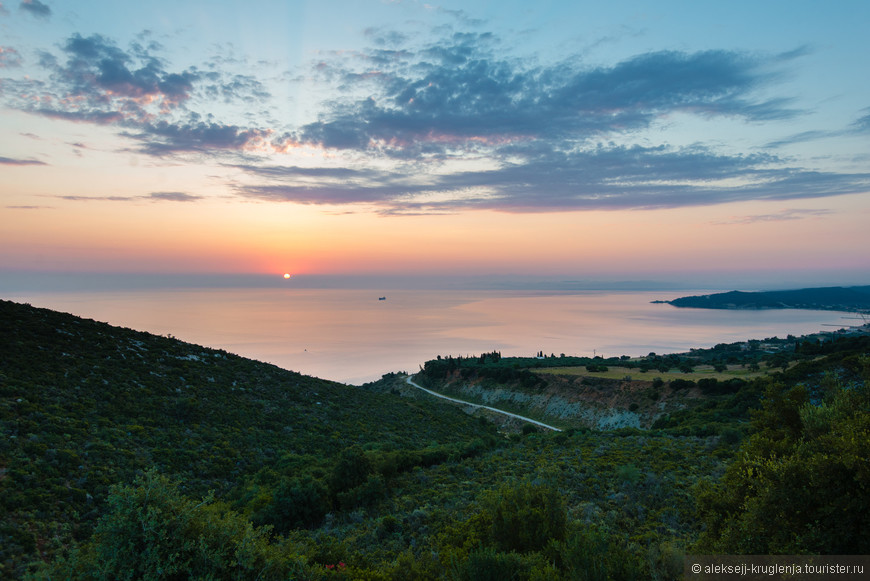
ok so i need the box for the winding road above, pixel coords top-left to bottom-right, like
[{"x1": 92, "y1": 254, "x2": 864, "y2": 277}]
[{"x1": 405, "y1": 375, "x2": 562, "y2": 432}]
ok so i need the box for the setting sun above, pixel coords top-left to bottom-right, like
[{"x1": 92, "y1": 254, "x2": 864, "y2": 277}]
[{"x1": 283, "y1": 273, "x2": 291, "y2": 279}]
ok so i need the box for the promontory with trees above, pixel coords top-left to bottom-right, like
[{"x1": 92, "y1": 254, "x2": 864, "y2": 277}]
[{"x1": 657, "y1": 285, "x2": 870, "y2": 312}]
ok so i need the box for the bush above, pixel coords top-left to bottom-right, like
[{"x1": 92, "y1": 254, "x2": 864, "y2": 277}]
[
  {"x1": 696, "y1": 377, "x2": 870, "y2": 554},
  {"x1": 484, "y1": 481, "x2": 567, "y2": 553},
  {"x1": 697, "y1": 378, "x2": 719, "y2": 394},
  {"x1": 253, "y1": 475, "x2": 328, "y2": 533},
  {"x1": 521, "y1": 424, "x2": 539, "y2": 436},
  {"x1": 337, "y1": 473, "x2": 388, "y2": 511},
  {"x1": 549, "y1": 527, "x2": 645, "y2": 581},
  {"x1": 328, "y1": 446, "x2": 372, "y2": 500},
  {"x1": 33, "y1": 470, "x2": 307, "y2": 580},
  {"x1": 616, "y1": 464, "x2": 642, "y2": 486},
  {"x1": 670, "y1": 378, "x2": 695, "y2": 390},
  {"x1": 451, "y1": 547, "x2": 529, "y2": 581}
]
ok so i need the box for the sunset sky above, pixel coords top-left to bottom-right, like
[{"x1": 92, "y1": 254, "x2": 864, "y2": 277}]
[{"x1": 2, "y1": 0, "x2": 869, "y2": 289}]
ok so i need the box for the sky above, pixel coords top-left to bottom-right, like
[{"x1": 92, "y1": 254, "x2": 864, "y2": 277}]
[{"x1": 2, "y1": 0, "x2": 869, "y2": 289}]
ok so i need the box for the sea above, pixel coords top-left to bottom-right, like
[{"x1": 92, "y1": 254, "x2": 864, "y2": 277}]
[{"x1": 4, "y1": 286, "x2": 857, "y2": 384}]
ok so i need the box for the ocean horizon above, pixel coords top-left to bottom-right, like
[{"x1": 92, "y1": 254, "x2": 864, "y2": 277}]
[{"x1": 4, "y1": 284, "x2": 857, "y2": 384}]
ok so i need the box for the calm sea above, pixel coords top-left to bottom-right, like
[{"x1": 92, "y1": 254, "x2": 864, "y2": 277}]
[{"x1": 5, "y1": 288, "x2": 855, "y2": 384}]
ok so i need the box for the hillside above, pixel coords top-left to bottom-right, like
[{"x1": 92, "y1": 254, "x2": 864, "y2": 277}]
[
  {"x1": 0, "y1": 300, "x2": 495, "y2": 576},
  {"x1": 660, "y1": 285, "x2": 870, "y2": 312},
  {"x1": 406, "y1": 332, "x2": 864, "y2": 432},
  {"x1": 2, "y1": 299, "x2": 868, "y2": 579}
]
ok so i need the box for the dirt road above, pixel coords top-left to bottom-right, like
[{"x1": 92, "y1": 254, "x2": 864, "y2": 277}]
[{"x1": 404, "y1": 375, "x2": 562, "y2": 432}]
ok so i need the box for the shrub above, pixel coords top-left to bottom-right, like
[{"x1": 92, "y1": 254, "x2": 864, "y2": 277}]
[
  {"x1": 328, "y1": 447, "x2": 372, "y2": 500},
  {"x1": 616, "y1": 464, "x2": 642, "y2": 486},
  {"x1": 696, "y1": 378, "x2": 870, "y2": 554},
  {"x1": 33, "y1": 470, "x2": 307, "y2": 580},
  {"x1": 549, "y1": 527, "x2": 645, "y2": 581},
  {"x1": 337, "y1": 473, "x2": 388, "y2": 511},
  {"x1": 669, "y1": 378, "x2": 695, "y2": 391},
  {"x1": 254, "y1": 475, "x2": 328, "y2": 533},
  {"x1": 484, "y1": 481, "x2": 567, "y2": 553},
  {"x1": 451, "y1": 547, "x2": 529, "y2": 581},
  {"x1": 521, "y1": 424, "x2": 539, "y2": 436}
]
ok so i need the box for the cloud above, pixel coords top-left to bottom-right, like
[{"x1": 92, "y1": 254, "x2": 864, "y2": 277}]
[
  {"x1": 198, "y1": 71, "x2": 271, "y2": 103},
  {"x1": 0, "y1": 46, "x2": 22, "y2": 67},
  {"x1": 0, "y1": 155, "x2": 46, "y2": 165},
  {"x1": 4, "y1": 33, "x2": 271, "y2": 155},
  {"x1": 234, "y1": 33, "x2": 863, "y2": 213},
  {"x1": 852, "y1": 109, "x2": 870, "y2": 133},
  {"x1": 764, "y1": 107, "x2": 870, "y2": 148},
  {"x1": 145, "y1": 191, "x2": 201, "y2": 202},
  {"x1": 294, "y1": 36, "x2": 800, "y2": 155},
  {"x1": 19, "y1": 0, "x2": 50, "y2": 19},
  {"x1": 58, "y1": 33, "x2": 196, "y2": 109},
  {"x1": 712, "y1": 208, "x2": 833, "y2": 225},
  {"x1": 123, "y1": 118, "x2": 272, "y2": 155},
  {"x1": 57, "y1": 191, "x2": 202, "y2": 202},
  {"x1": 5, "y1": 25, "x2": 869, "y2": 213},
  {"x1": 232, "y1": 144, "x2": 870, "y2": 213},
  {"x1": 4, "y1": 33, "x2": 199, "y2": 129}
]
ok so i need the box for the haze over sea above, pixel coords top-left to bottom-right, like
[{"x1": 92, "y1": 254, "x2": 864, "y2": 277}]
[{"x1": 3, "y1": 274, "x2": 856, "y2": 384}]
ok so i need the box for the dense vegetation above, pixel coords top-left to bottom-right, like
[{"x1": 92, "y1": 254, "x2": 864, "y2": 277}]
[
  {"x1": 662, "y1": 285, "x2": 870, "y2": 311},
  {"x1": 1, "y1": 299, "x2": 868, "y2": 579}
]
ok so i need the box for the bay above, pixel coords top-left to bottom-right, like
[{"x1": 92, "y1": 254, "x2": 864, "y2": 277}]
[{"x1": 5, "y1": 288, "x2": 855, "y2": 384}]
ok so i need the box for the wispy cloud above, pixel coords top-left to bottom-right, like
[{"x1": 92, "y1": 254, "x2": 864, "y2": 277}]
[
  {"x1": 145, "y1": 191, "x2": 201, "y2": 202},
  {"x1": 852, "y1": 108, "x2": 870, "y2": 133},
  {"x1": 57, "y1": 191, "x2": 202, "y2": 202},
  {"x1": 765, "y1": 107, "x2": 870, "y2": 148},
  {"x1": 712, "y1": 208, "x2": 833, "y2": 225},
  {"x1": 19, "y1": 0, "x2": 50, "y2": 19},
  {"x1": 233, "y1": 144, "x2": 870, "y2": 213},
  {"x1": 0, "y1": 46, "x2": 22, "y2": 67},
  {"x1": 0, "y1": 155, "x2": 46, "y2": 165}
]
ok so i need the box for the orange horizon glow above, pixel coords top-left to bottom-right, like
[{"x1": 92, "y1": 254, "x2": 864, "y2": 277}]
[{"x1": 2, "y1": 192, "x2": 869, "y2": 280}]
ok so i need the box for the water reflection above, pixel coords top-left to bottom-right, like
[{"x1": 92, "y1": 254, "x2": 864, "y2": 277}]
[{"x1": 8, "y1": 289, "x2": 854, "y2": 384}]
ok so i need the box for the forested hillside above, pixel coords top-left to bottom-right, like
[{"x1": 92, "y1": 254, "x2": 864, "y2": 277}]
[
  {"x1": 663, "y1": 285, "x2": 870, "y2": 311},
  {"x1": 1, "y1": 299, "x2": 868, "y2": 579}
]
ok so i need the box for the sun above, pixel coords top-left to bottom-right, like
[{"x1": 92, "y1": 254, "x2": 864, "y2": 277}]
[{"x1": 283, "y1": 273, "x2": 291, "y2": 279}]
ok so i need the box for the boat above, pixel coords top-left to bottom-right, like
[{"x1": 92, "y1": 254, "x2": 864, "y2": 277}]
[{"x1": 378, "y1": 296, "x2": 386, "y2": 301}]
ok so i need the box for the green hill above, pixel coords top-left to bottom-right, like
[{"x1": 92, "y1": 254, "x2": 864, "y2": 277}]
[
  {"x1": 0, "y1": 300, "x2": 495, "y2": 576},
  {"x1": 662, "y1": 285, "x2": 870, "y2": 311},
  {"x1": 1, "y1": 299, "x2": 868, "y2": 579}
]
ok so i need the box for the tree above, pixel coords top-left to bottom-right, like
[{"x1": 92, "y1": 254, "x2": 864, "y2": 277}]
[
  {"x1": 328, "y1": 446, "x2": 372, "y2": 501},
  {"x1": 696, "y1": 370, "x2": 870, "y2": 554},
  {"x1": 254, "y1": 475, "x2": 328, "y2": 533},
  {"x1": 483, "y1": 481, "x2": 567, "y2": 553}
]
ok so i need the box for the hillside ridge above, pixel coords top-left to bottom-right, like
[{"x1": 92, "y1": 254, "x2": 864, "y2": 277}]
[{"x1": 660, "y1": 285, "x2": 870, "y2": 312}]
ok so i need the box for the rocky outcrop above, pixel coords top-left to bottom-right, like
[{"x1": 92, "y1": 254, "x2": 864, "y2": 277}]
[{"x1": 438, "y1": 373, "x2": 694, "y2": 430}]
